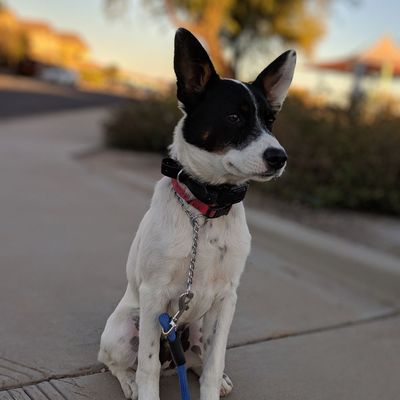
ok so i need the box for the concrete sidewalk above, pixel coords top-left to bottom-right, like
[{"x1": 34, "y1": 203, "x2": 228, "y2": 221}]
[
  {"x1": 1, "y1": 109, "x2": 400, "y2": 399},
  {"x1": 0, "y1": 73, "x2": 126, "y2": 119}
]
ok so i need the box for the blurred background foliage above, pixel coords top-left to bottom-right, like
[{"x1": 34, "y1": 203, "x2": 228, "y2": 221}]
[
  {"x1": 0, "y1": 1, "x2": 28, "y2": 67},
  {"x1": 104, "y1": 94, "x2": 180, "y2": 152},
  {"x1": 105, "y1": 0, "x2": 341, "y2": 77},
  {"x1": 269, "y1": 94, "x2": 400, "y2": 215},
  {"x1": 1, "y1": 0, "x2": 398, "y2": 216},
  {"x1": 104, "y1": 92, "x2": 400, "y2": 216},
  {"x1": 102, "y1": 0, "x2": 400, "y2": 216}
]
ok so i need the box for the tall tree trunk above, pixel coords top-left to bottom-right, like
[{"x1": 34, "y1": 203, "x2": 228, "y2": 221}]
[{"x1": 197, "y1": 27, "x2": 234, "y2": 77}]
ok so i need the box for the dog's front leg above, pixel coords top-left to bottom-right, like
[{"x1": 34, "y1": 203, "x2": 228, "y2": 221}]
[
  {"x1": 200, "y1": 290, "x2": 237, "y2": 400},
  {"x1": 136, "y1": 286, "x2": 166, "y2": 400}
]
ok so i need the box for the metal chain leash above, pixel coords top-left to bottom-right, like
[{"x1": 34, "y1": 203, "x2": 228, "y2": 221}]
[
  {"x1": 174, "y1": 190, "x2": 200, "y2": 293},
  {"x1": 161, "y1": 189, "x2": 202, "y2": 336}
]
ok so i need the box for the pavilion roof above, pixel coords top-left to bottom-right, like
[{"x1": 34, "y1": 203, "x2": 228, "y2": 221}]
[{"x1": 313, "y1": 36, "x2": 400, "y2": 76}]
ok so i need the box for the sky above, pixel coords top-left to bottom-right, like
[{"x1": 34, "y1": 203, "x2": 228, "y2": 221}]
[{"x1": 7, "y1": 0, "x2": 400, "y2": 82}]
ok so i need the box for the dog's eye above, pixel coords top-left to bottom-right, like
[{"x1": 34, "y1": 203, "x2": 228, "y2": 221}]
[{"x1": 226, "y1": 114, "x2": 241, "y2": 125}]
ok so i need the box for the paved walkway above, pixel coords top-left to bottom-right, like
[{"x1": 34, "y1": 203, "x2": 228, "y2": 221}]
[
  {"x1": 1, "y1": 109, "x2": 400, "y2": 399},
  {"x1": 0, "y1": 73, "x2": 125, "y2": 119}
]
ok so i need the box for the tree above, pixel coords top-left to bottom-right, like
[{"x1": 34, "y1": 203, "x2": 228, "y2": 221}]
[
  {"x1": 103, "y1": 64, "x2": 120, "y2": 83},
  {"x1": 0, "y1": 30, "x2": 27, "y2": 66},
  {"x1": 223, "y1": 0, "x2": 329, "y2": 76},
  {"x1": 0, "y1": 5, "x2": 28, "y2": 67},
  {"x1": 105, "y1": 0, "x2": 344, "y2": 77}
]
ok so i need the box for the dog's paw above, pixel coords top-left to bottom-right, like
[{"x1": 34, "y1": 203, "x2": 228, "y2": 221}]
[
  {"x1": 220, "y1": 373, "x2": 233, "y2": 397},
  {"x1": 115, "y1": 369, "x2": 138, "y2": 400}
]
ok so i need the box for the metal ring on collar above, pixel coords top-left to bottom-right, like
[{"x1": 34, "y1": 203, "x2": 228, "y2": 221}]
[{"x1": 177, "y1": 169, "x2": 184, "y2": 183}]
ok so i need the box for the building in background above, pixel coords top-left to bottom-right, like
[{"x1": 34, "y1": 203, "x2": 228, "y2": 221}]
[
  {"x1": 0, "y1": 5, "x2": 88, "y2": 72},
  {"x1": 0, "y1": 5, "x2": 166, "y2": 92},
  {"x1": 23, "y1": 22, "x2": 88, "y2": 68},
  {"x1": 23, "y1": 20, "x2": 88, "y2": 68},
  {"x1": 313, "y1": 36, "x2": 400, "y2": 77},
  {"x1": 295, "y1": 36, "x2": 400, "y2": 108}
]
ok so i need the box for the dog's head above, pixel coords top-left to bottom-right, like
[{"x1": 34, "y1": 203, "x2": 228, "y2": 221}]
[{"x1": 170, "y1": 28, "x2": 296, "y2": 185}]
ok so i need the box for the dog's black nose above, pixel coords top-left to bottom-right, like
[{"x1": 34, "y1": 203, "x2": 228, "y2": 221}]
[{"x1": 263, "y1": 148, "x2": 287, "y2": 170}]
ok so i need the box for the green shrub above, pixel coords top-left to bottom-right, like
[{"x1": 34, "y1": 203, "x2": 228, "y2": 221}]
[
  {"x1": 104, "y1": 92, "x2": 400, "y2": 215},
  {"x1": 267, "y1": 95, "x2": 400, "y2": 215},
  {"x1": 104, "y1": 95, "x2": 180, "y2": 153}
]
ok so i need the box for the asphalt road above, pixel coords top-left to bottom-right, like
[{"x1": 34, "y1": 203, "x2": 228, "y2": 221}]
[
  {"x1": 0, "y1": 73, "x2": 126, "y2": 119},
  {"x1": 0, "y1": 108, "x2": 400, "y2": 399}
]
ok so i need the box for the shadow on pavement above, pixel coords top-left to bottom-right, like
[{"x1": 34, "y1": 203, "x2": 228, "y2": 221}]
[{"x1": 0, "y1": 87, "x2": 127, "y2": 119}]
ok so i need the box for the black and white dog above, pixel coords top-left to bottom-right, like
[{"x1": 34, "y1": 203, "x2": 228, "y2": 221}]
[{"x1": 99, "y1": 28, "x2": 296, "y2": 400}]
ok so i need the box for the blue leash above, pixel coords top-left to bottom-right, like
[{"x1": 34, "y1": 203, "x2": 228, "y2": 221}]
[
  {"x1": 158, "y1": 188, "x2": 200, "y2": 400},
  {"x1": 159, "y1": 313, "x2": 191, "y2": 400}
]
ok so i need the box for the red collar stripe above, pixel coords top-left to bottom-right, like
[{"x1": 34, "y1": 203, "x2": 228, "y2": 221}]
[{"x1": 171, "y1": 179, "x2": 230, "y2": 218}]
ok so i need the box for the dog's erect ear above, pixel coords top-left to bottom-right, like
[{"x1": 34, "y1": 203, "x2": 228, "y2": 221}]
[
  {"x1": 253, "y1": 50, "x2": 296, "y2": 111},
  {"x1": 174, "y1": 28, "x2": 219, "y2": 107}
]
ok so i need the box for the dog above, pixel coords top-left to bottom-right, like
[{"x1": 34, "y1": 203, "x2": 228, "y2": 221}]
[{"x1": 98, "y1": 28, "x2": 296, "y2": 400}]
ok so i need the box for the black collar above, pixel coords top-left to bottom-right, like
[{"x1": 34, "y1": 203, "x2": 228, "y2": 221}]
[{"x1": 161, "y1": 158, "x2": 248, "y2": 218}]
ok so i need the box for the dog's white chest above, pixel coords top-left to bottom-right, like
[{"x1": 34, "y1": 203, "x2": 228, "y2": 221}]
[
  {"x1": 166, "y1": 211, "x2": 251, "y2": 323},
  {"x1": 127, "y1": 178, "x2": 251, "y2": 323}
]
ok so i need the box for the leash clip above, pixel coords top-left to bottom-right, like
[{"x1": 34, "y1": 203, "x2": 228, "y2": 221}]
[
  {"x1": 161, "y1": 319, "x2": 177, "y2": 337},
  {"x1": 177, "y1": 291, "x2": 194, "y2": 316},
  {"x1": 161, "y1": 291, "x2": 194, "y2": 337}
]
